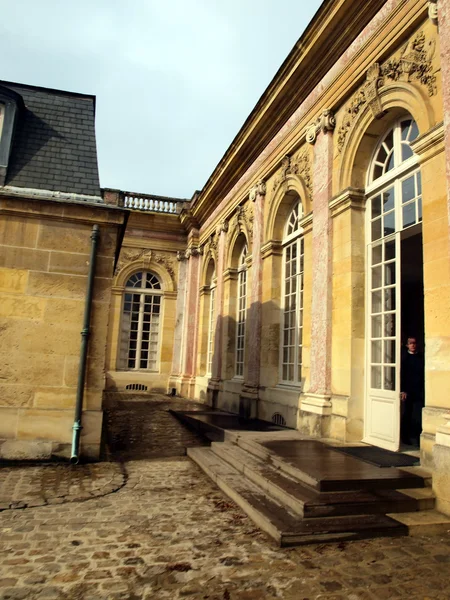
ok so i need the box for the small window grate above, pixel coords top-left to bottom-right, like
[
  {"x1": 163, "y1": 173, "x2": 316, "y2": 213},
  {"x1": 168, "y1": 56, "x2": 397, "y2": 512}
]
[
  {"x1": 125, "y1": 383, "x2": 148, "y2": 392},
  {"x1": 272, "y1": 413, "x2": 286, "y2": 427}
]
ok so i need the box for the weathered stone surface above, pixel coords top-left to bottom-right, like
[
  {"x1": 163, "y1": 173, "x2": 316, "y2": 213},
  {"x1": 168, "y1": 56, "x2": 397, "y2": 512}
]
[{"x1": 0, "y1": 440, "x2": 52, "y2": 461}]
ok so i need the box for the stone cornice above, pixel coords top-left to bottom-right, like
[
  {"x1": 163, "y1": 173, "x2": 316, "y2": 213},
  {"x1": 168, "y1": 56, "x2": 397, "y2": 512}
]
[
  {"x1": 410, "y1": 121, "x2": 445, "y2": 163},
  {"x1": 261, "y1": 240, "x2": 283, "y2": 260},
  {"x1": 299, "y1": 212, "x2": 313, "y2": 234},
  {"x1": 189, "y1": 0, "x2": 389, "y2": 224},
  {"x1": 329, "y1": 188, "x2": 366, "y2": 218},
  {"x1": 223, "y1": 268, "x2": 238, "y2": 282}
]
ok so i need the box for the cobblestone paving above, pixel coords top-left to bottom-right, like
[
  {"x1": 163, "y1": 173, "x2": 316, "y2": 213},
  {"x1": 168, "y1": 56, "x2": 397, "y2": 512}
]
[
  {"x1": 0, "y1": 394, "x2": 449, "y2": 600},
  {"x1": 0, "y1": 463, "x2": 125, "y2": 512}
]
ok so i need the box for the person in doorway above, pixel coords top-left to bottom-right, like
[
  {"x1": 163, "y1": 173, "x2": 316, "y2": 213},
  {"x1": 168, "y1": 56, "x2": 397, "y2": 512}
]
[{"x1": 400, "y1": 336, "x2": 425, "y2": 446}]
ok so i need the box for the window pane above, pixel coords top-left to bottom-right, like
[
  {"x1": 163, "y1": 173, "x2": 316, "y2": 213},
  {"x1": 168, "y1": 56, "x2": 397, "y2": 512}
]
[
  {"x1": 371, "y1": 340, "x2": 382, "y2": 363},
  {"x1": 384, "y1": 313, "x2": 395, "y2": 337},
  {"x1": 372, "y1": 195, "x2": 382, "y2": 218},
  {"x1": 372, "y1": 290, "x2": 382, "y2": 313},
  {"x1": 402, "y1": 176, "x2": 415, "y2": 203},
  {"x1": 372, "y1": 315, "x2": 382, "y2": 338},
  {"x1": 385, "y1": 240, "x2": 395, "y2": 261},
  {"x1": 371, "y1": 366, "x2": 382, "y2": 389},
  {"x1": 385, "y1": 262, "x2": 396, "y2": 285},
  {"x1": 401, "y1": 144, "x2": 414, "y2": 162},
  {"x1": 403, "y1": 203, "x2": 416, "y2": 228},
  {"x1": 372, "y1": 266, "x2": 382, "y2": 289},
  {"x1": 383, "y1": 188, "x2": 395, "y2": 212},
  {"x1": 385, "y1": 287, "x2": 396, "y2": 311},
  {"x1": 372, "y1": 218, "x2": 382, "y2": 242},
  {"x1": 383, "y1": 211, "x2": 395, "y2": 236},
  {"x1": 384, "y1": 366, "x2": 396, "y2": 391},
  {"x1": 384, "y1": 340, "x2": 396, "y2": 364},
  {"x1": 372, "y1": 245, "x2": 382, "y2": 265}
]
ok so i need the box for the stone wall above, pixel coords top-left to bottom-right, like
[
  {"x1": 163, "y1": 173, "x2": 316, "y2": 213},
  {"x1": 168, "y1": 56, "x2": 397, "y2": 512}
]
[{"x1": 0, "y1": 195, "x2": 125, "y2": 460}]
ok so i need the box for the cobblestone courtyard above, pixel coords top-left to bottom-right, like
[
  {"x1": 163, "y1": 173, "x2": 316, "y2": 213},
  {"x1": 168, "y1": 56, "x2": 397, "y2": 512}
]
[{"x1": 0, "y1": 395, "x2": 449, "y2": 600}]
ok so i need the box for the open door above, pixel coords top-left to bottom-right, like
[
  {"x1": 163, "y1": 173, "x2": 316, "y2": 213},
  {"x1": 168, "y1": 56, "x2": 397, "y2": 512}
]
[{"x1": 364, "y1": 231, "x2": 401, "y2": 450}]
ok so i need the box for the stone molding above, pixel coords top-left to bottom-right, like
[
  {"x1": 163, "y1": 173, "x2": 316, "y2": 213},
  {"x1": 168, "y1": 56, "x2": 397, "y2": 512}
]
[
  {"x1": 337, "y1": 30, "x2": 438, "y2": 153},
  {"x1": 299, "y1": 212, "x2": 313, "y2": 234},
  {"x1": 223, "y1": 267, "x2": 238, "y2": 282},
  {"x1": 114, "y1": 249, "x2": 176, "y2": 286},
  {"x1": 202, "y1": 233, "x2": 219, "y2": 264},
  {"x1": 436, "y1": 413, "x2": 450, "y2": 448},
  {"x1": 300, "y1": 393, "x2": 332, "y2": 416},
  {"x1": 410, "y1": 121, "x2": 445, "y2": 163},
  {"x1": 261, "y1": 240, "x2": 283, "y2": 260},
  {"x1": 306, "y1": 109, "x2": 336, "y2": 145},
  {"x1": 249, "y1": 179, "x2": 267, "y2": 202},
  {"x1": 329, "y1": 188, "x2": 366, "y2": 218}
]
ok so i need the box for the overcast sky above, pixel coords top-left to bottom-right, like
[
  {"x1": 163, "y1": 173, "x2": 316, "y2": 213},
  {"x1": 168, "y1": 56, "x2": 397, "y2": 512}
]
[{"x1": 1, "y1": 0, "x2": 323, "y2": 198}]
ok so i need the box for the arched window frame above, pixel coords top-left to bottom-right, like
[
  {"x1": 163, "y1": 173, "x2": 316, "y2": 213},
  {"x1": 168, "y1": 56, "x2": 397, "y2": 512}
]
[
  {"x1": 235, "y1": 243, "x2": 248, "y2": 377},
  {"x1": 118, "y1": 271, "x2": 163, "y2": 372},
  {"x1": 365, "y1": 117, "x2": 422, "y2": 394},
  {"x1": 280, "y1": 201, "x2": 304, "y2": 385}
]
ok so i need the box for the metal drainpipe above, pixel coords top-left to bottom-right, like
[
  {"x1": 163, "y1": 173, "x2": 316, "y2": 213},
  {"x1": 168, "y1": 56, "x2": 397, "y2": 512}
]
[{"x1": 70, "y1": 224, "x2": 100, "y2": 464}]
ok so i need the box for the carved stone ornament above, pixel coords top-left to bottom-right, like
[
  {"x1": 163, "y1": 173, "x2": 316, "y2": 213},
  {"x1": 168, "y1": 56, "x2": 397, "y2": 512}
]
[
  {"x1": 227, "y1": 202, "x2": 254, "y2": 245},
  {"x1": 271, "y1": 150, "x2": 312, "y2": 198},
  {"x1": 215, "y1": 220, "x2": 229, "y2": 236},
  {"x1": 115, "y1": 248, "x2": 153, "y2": 274},
  {"x1": 153, "y1": 252, "x2": 176, "y2": 283},
  {"x1": 176, "y1": 250, "x2": 186, "y2": 261},
  {"x1": 249, "y1": 179, "x2": 267, "y2": 201},
  {"x1": 428, "y1": 1, "x2": 438, "y2": 25},
  {"x1": 202, "y1": 233, "x2": 218, "y2": 263},
  {"x1": 337, "y1": 31, "x2": 437, "y2": 153},
  {"x1": 184, "y1": 246, "x2": 203, "y2": 259},
  {"x1": 306, "y1": 109, "x2": 336, "y2": 144}
]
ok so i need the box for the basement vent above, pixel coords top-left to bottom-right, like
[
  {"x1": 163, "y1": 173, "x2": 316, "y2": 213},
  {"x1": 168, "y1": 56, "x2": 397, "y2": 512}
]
[
  {"x1": 271, "y1": 413, "x2": 286, "y2": 427},
  {"x1": 125, "y1": 384, "x2": 148, "y2": 392}
]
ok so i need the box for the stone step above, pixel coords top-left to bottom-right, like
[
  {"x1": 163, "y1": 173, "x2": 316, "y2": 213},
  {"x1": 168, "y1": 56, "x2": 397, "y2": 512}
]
[
  {"x1": 188, "y1": 446, "x2": 408, "y2": 546},
  {"x1": 236, "y1": 438, "x2": 426, "y2": 492},
  {"x1": 210, "y1": 442, "x2": 434, "y2": 517}
]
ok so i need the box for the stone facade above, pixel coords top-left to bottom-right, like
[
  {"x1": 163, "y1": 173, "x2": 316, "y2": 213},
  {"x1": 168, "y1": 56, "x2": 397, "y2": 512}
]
[{"x1": 2, "y1": 0, "x2": 450, "y2": 517}]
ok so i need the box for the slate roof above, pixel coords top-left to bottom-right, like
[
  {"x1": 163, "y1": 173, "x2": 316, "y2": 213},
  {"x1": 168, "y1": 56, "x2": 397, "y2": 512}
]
[{"x1": 1, "y1": 80, "x2": 101, "y2": 197}]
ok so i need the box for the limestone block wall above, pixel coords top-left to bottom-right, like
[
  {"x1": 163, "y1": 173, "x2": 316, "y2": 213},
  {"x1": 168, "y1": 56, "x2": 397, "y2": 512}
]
[{"x1": 0, "y1": 196, "x2": 125, "y2": 460}]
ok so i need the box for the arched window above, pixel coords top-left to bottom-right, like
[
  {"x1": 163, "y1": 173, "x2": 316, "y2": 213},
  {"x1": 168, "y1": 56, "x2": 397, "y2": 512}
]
[
  {"x1": 119, "y1": 271, "x2": 162, "y2": 371},
  {"x1": 281, "y1": 201, "x2": 304, "y2": 384},
  {"x1": 366, "y1": 117, "x2": 421, "y2": 393},
  {"x1": 207, "y1": 265, "x2": 216, "y2": 376},
  {"x1": 235, "y1": 243, "x2": 248, "y2": 377}
]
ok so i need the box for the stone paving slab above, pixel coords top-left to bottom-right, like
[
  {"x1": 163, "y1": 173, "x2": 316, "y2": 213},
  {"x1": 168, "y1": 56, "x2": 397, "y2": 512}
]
[{"x1": 0, "y1": 462, "x2": 125, "y2": 511}]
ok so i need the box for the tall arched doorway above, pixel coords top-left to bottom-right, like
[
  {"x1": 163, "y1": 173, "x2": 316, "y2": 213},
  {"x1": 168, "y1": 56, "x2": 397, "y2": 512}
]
[{"x1": 364, "y1": 117, "x2": 424, "y2": 450}]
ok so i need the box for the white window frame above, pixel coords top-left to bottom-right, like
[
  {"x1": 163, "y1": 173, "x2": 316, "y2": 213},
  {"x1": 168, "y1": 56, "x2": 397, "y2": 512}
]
[
  {"x1": 280, "y1": 202, "x2": 304, "y2": 386},
  {"x1": 235, "y1": 244, "x2": 248, "y2": 377},
  {"x1": 118, "y1": 271, "x2": 163, "y2": 372}
]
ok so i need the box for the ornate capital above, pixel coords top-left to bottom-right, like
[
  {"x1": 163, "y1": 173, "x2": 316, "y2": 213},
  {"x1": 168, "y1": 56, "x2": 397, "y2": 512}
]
[
  {"x1": 306, "y1": 110, "x2": 336, "y2": 144},
  {"x1": 176, "y1": 250, "x2": 186, "y2": 261},
  {"x1": 249, "y1": 179, "x2": 267, "y2": 201},
  {"x1": 184, "y1": 246, "x2": 203, "y2": 259},
  {"x1": 429, "y1": 0, "x2": 438, "y2": 24},
  {"x1": 216, "y1": 220, "x2": 228, "y2": 236}
]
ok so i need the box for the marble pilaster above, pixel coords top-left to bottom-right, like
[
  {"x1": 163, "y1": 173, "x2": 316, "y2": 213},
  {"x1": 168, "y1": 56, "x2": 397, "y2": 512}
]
[
  {"x1": 210, "y1": 223, "x2": 227, "y2": 386},
  {"x1": 437, "y1": 0, "x2": 450, "y2": 251},
  {"x1": 181, "y1": 247, "x2": 201, "y2": 385},
  {"x1": 302, "y1": 113, "x2": 334, "y2": 416}
]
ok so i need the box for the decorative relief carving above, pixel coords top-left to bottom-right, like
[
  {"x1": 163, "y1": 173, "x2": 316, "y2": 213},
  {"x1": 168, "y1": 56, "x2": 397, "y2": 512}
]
[
  {"x1": 428, "y1": 0, "x2": 438, "y2": 24},
  {"x1": 227, "y1": 202, "x2": 254, "y2": 245},
  {"x1": 337, "y1": 30, "x2": 437, "y2": 153},
  {"x1": 271, "y1": 150, "x2": 312, "y2": 198},
  {"x1": 202, "y1": 233, "x2": 218, "y2": 264},
  {"x1": 215, "y1": 220, "x2": 229, "y2": 236},
  {"x1": 184, "y1": 246, "x2": 203, "y2": 259},
  {"x1": 176, "y1": 250, "x2": 186, "y2": 261},
  {"x1": 249, "y1": 179, "x2": 267, "y2": 201},
  {"x1": 306, "y1": 109, "x2": 336, "y2": 145},
  {"x1": 115, "y1": 248, "x2": 176, "y2": 284}
]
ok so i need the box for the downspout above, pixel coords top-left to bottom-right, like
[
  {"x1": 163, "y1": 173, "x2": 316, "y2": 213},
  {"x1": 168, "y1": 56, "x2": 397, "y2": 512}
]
[{"x1": 70, "y1": 224, "x2": 100, "y2": 464}]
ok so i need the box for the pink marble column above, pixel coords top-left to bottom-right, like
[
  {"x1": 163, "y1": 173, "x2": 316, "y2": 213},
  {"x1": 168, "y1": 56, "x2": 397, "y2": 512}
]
[
  {"x1": 211, "y1": 223, "x2": 227, "y2": 383},
  {"x1": 244, "y1": 181, "x2": 266, "y2": 390},
  {"x1": 182, "y1": 247, "x2": 201, "y2": 378},
  {"x1": 436, "y1": 1, "x2": 450, "y2": 240},
  {"x1": 307, "y1": 113, "x2": 334, "y2": 398}
]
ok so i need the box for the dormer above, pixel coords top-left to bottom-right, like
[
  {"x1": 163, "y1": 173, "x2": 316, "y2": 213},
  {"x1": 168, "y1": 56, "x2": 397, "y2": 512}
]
[{"x1": 0, "y1": 85, "x2": 24, "y2": 186}]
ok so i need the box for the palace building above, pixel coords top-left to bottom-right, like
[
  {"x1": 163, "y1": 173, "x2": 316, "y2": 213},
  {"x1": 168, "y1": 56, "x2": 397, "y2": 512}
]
[{"x1": 1, "y1": 0, "x2": 450, "y2": 516}]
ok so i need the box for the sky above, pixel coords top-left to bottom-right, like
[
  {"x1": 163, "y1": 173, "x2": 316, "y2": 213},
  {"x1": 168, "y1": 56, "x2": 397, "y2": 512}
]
[{"x1": 1, "y1": 0, "x2": 323, "y2": 199}]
